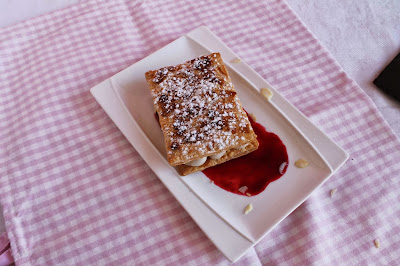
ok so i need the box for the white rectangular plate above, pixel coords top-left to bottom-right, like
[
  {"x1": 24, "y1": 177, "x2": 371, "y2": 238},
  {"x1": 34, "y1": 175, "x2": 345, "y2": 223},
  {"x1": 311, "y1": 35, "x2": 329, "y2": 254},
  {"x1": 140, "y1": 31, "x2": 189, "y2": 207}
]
[{"x1": 90, "y1": 26, "x2": 348, "y2": 262}]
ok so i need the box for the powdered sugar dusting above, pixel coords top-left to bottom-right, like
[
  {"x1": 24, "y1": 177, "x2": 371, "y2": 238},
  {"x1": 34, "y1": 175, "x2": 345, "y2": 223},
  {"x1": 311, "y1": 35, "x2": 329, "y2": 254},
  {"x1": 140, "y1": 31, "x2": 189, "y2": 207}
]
[{"x1": 150, "y1": 54, "x2": 252, "y2": 162}]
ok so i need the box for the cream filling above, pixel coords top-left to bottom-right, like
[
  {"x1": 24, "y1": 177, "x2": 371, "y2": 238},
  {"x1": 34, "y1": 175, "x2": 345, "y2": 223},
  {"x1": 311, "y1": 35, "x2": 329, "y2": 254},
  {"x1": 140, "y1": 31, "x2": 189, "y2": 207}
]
[
  {"x1": 210, "y1": 151, "x2": 226, "y2": 160},
  {"x1": 185, "y1": 157, "x2": 207, "y2": 167},
  {"x1": 184, "y1": 142, "x2": 252, "y2": 167},
  {"x1": 185, "y1": 150, "x2": 226, "y2": 167}
]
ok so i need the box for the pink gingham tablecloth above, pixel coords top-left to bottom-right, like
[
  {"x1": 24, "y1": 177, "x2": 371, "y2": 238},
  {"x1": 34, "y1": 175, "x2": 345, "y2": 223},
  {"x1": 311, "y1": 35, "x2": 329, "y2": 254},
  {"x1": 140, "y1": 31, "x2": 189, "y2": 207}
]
[{"x1": 0, "y1": 0, "x2": 399, "y2": 265}]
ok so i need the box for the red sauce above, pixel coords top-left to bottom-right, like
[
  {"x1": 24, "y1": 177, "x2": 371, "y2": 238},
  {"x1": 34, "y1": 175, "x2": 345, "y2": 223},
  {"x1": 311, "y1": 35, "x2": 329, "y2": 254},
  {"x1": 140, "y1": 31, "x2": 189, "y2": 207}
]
[
  {"x1": 202, "y1": 113, "x2": 288, "y2": 196},
  {"x1": 155, "y1": 111, "x2": 288, "y2": 196}
]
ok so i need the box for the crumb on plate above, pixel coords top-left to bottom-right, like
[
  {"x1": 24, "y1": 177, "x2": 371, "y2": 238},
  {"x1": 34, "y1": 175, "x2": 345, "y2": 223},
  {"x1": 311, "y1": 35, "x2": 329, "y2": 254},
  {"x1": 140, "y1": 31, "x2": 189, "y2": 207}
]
[
  {"x1": 244, "y1": 204, "x2": 253, "y2": 215},
  {"x1": 295, "y1": 159, "x2": 309, "y2": 168},
  {"x1": 260, "y1": 88, "x2": 273, "y2": 101},
  {"x1": 231, "y1": 57, "x2": 242, "y2": 63}
]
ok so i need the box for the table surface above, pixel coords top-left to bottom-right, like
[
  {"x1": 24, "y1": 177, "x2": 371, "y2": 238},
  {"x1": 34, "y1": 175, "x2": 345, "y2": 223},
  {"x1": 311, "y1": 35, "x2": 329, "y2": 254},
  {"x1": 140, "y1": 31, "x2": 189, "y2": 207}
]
[
  {"x1": 1, "y1": 0, "x2": 398, "y2": 139},
  {"x1": 0, "y1": 0, "x2": 399, "y2": 257}
]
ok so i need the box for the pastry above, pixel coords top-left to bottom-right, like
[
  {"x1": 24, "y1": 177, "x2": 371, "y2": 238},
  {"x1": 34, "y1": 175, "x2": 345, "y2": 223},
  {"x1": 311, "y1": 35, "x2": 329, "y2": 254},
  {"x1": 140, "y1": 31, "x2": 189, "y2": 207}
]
[{"x1": 145, "y1": 53, "x2": 259, "y2": 175}]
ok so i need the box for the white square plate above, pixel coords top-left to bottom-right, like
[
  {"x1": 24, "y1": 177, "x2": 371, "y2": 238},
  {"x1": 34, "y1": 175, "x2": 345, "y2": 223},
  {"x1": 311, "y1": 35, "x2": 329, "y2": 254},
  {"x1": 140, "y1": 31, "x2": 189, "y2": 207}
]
[{"x1": 90, "y1": 26, "x2": 348, "y2": 262}]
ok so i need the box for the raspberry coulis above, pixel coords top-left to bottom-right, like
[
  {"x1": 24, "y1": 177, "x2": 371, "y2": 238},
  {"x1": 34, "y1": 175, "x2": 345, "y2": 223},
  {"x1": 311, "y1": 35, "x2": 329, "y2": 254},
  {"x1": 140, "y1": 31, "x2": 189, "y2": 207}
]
[{"x1": 202, "y1": 113, "x2": 288, "y2": 196}]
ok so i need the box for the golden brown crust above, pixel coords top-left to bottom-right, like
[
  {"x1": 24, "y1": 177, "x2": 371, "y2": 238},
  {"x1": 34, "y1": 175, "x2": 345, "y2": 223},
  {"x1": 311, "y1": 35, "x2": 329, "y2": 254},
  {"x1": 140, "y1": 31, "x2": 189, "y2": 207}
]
[{"x1": 146, "y1": 53, "x2": 258, "y2": 174}]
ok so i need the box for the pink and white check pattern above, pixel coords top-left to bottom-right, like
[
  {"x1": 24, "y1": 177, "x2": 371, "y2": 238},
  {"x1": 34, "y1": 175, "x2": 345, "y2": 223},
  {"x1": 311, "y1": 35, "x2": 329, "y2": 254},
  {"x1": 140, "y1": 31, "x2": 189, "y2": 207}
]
[{"x1": 1, "y1": 0, "x2": 399, "y2": 265}]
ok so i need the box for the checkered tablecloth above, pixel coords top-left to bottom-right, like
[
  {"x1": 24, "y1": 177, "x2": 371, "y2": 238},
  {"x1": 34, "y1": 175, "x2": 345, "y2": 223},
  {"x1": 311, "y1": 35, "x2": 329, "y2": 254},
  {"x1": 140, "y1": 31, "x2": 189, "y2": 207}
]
[{"x1": 1, "y1": 0, "x2": 399, "y2": 265}]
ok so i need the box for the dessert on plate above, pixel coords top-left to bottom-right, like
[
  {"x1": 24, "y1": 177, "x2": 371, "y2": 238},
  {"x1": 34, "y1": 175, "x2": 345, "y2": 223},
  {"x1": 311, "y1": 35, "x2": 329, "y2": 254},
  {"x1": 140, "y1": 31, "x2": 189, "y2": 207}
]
[{"x1": 145, "y1": 53, "x2": 258, "y2": 175}]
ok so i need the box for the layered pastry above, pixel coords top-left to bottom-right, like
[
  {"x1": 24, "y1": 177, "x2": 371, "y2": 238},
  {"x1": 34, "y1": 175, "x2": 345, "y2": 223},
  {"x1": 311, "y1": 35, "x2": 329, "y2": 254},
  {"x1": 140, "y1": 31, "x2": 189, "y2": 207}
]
[{"x1": 145, "y1": 53, "x2": 259, "y2": 176}]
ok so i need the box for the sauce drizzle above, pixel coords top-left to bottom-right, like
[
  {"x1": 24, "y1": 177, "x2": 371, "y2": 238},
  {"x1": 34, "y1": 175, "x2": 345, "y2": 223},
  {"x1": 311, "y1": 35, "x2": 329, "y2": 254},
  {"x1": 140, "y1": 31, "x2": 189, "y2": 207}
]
[{"x1": 202, "y1": 113, "x2": 288, "y2": 196}]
